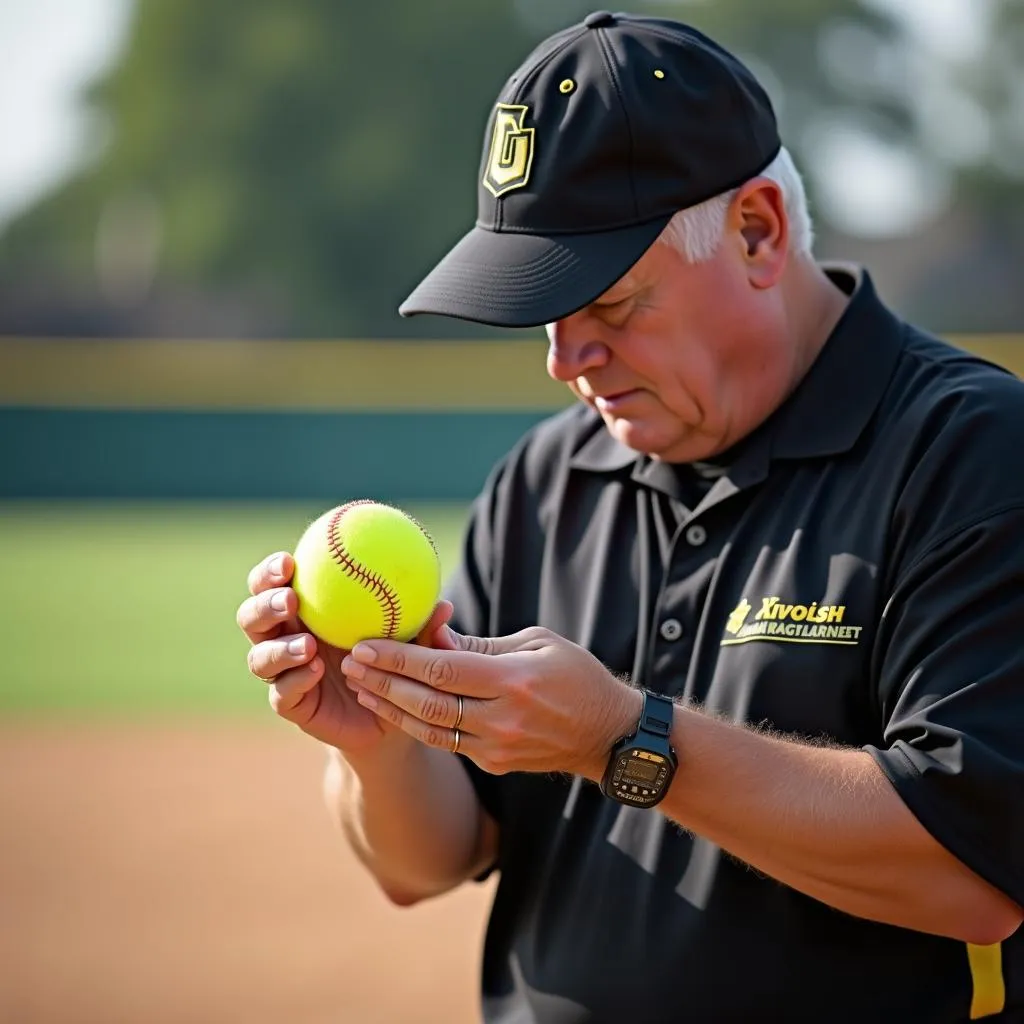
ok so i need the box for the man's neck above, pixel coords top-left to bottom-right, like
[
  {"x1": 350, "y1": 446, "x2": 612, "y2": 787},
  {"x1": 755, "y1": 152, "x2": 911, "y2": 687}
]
[{"x1": 784, "y1": 257, "x2": 853, "y2": 381}]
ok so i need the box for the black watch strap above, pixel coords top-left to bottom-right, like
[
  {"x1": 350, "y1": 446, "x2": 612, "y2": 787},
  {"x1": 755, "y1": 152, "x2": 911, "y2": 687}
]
[{"x1": 636, "y1": 691, "x2": 674, "y2": 739}]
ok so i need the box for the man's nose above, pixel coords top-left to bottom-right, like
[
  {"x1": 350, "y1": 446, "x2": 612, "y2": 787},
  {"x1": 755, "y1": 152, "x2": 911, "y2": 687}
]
[{"x1": 545, "y1": 316, "x2": 609, "y2": 382}]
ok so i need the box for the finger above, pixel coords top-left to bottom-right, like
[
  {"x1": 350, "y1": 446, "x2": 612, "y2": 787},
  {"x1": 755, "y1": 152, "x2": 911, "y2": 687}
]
[
  {"x1": 354, "y1": 689, "x2": 480, "y2": 758},
  {"x1": 347, "y1": 632, "x2": 540, "y2": 696},
  {"x1": 236, "y1": 586, "x2": 297, "y2": 642},
  {"x1": 247, "y1": 551, "x2": 294, "y2": 597},
  {"x1": 342, "y1": 661, "x2": 475, "y2": 730},
  {"x1": 269, "y1": 657, "x2": 324, "y2": 718},
  {"x1": 247, "y1": 632, "x2": 316, "y2": 681}
]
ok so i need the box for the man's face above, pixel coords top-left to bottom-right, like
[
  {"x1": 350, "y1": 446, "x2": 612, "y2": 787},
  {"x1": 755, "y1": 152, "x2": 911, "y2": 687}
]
[{"x1": 545, "y1": 230, "x2": 797, "y2": 463}]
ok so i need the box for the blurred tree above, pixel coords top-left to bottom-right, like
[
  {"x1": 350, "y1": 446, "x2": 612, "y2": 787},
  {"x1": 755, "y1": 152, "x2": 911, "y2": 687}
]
[
  {"x1": 0, "y1": 0, "x2": 541, "y2": 337},
  {"x1": 0, "y1": 0, "x2": 1022, "y2": 336}
]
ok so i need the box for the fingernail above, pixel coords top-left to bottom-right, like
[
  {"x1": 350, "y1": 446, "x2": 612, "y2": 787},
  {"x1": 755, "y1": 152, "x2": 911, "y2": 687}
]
[
  {"x1": 342, "y1": 656, "x2": 364, "y2": 680},
  {"x1": 287, "y1": 637, "x2": 306, "y2": 655},
  {"x1": 271, "y1": 591, "x2": 288, "y2": 612},
  {"x1": 352, "y1": 643, "x2": 377, "y2": 664},
  {"x1": 357, "y1": 690, "x2": 378, "y2": 710},
  {"x1": 269, "y1": 555, "x2": 284, "y2": 577}
]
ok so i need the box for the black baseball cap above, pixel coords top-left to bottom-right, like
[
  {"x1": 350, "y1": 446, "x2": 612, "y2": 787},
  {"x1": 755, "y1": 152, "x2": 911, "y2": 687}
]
[{"x1": 399, "y1": 11, "x2": 781, "y2": 329}]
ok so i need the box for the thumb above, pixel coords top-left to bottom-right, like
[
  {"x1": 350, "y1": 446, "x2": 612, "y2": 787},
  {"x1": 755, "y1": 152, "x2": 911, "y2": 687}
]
[
  {"x1": 417, "y1": 601, "x2": 504, "y2": 654},
  {"x1": 418, "y1": 602, "x2": 538, "y2": 656},
  {"x1": 415, "y1": 600, "x2": 457, "y2": 649},
  {"x1": 447, "y1": 627, "x2": 537, "y2": 657}
]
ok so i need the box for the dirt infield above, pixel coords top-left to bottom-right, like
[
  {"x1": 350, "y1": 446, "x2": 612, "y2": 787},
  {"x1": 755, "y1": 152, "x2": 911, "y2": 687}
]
[{"x1": 0, "y1": 720, "x2": 495, "y2": 1023}]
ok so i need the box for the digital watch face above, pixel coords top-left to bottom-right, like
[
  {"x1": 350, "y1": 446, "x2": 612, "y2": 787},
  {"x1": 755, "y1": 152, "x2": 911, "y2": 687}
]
[{"x1": 607, "y1": 748, "x2": 672, "y2": 807}]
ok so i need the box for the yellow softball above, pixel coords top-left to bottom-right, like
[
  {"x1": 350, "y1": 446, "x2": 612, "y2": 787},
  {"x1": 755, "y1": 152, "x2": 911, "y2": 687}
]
[{"x1": 291, "y1": 500, "x2": 442, "y2": 651}]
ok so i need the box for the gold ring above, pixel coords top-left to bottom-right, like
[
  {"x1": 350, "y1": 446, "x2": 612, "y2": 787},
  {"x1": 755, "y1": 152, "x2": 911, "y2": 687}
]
[
  {"x1": 454, "y1": 693, "x2": 464, "y2": 730},
  {"x1": 451, "y1": 727, "x2": 461, "y2": 755}
]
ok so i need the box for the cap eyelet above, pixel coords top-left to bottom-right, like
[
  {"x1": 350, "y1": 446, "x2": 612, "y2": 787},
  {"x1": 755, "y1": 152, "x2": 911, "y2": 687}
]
[
  {"x1": 653, "y1": 69, "x2": 665, "y2": 80},
  {"x1": 559, "y1": 78, "x2": 576, "y2": 95}
]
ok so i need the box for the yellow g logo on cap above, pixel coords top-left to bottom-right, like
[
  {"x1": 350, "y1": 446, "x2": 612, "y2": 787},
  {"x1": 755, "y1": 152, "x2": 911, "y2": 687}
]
[{"x1": 483, "y1": 104, "x2": 535, "y2": 198}]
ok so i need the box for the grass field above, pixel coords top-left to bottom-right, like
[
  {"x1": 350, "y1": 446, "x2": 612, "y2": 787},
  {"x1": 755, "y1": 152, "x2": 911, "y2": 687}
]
[{"x1": 0, "y1": 502, "x2": 470, "y2": 715}]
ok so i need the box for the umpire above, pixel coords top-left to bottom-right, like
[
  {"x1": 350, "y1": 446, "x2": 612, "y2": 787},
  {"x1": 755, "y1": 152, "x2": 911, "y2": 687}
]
[{"x1": 238, "y1": 12, "x2": 1024, "y2": 1022}]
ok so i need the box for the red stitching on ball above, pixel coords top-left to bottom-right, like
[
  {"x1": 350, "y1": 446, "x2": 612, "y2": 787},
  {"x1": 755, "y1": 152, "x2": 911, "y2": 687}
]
[
  {"x1": 407, "y1": 512, "x2": 438, "y2": 557},
  {"x1": 326, "y1": 501, "x2": 402, "y2": 639}
]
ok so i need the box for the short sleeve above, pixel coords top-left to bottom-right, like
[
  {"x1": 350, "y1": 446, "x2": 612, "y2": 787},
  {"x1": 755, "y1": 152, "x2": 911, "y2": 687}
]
[{"x1": 865, "y1": 505, "x2": 1024, "y2": 907}]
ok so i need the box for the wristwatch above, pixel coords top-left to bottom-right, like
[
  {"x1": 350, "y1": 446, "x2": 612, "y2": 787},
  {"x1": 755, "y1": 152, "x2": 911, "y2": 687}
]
[{"x1": 600, "y1": 690, "x2": 677, "y2": 808}]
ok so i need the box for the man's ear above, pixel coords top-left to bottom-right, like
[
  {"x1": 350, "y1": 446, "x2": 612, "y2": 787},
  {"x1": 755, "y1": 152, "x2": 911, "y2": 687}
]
[{"x1": 729, "y1": 178, "x2": 789, "y2": 289}]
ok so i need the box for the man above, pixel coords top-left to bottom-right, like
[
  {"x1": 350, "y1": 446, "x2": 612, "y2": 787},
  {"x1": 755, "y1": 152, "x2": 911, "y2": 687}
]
[{"x1": 237, "y1": 12, "x2": 1024, "y2": 1022}]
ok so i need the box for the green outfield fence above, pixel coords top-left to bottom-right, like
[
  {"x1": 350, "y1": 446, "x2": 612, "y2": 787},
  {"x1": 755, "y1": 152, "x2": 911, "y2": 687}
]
[{"x1": 1, "y1": 336, "x2": 1022, "y2": 501}]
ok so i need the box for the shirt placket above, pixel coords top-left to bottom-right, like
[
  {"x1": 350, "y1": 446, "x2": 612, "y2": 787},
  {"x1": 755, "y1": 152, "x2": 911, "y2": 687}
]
[
  {"x1": 639, "y1": 441, "x2": 771, "y2": 698},
  {"x1": 645, "y1": 505, "x2": 720, "y2": 698}
]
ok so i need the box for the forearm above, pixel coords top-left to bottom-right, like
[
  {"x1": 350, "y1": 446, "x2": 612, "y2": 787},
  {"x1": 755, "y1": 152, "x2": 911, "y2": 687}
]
[
  {"x1": 657, "y1": 707, "x2": 1020, "y2": 943},
  {"x1": 324, "y1": 736, "x2": 492, "y2": 903}
]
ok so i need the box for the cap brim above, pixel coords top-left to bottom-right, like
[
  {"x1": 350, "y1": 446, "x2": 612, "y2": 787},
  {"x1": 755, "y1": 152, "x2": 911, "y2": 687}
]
[{"x1": 398, "y1": 216, "x2": 672, "y2": 329}]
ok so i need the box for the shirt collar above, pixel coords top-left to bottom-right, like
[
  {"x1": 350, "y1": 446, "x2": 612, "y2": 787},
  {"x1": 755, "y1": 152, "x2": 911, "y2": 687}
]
[{"x1": 569, "y1": 265, "x2": 905, "y2": 479}]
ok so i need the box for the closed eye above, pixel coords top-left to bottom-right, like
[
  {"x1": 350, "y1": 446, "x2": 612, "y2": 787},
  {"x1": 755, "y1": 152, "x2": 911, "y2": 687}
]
[{"x1": 593, "y1": 296, "x2": 634, "y2": 326}]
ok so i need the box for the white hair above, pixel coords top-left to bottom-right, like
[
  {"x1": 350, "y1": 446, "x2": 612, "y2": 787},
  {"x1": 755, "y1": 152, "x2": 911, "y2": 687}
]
[{"x1": 658, "y1": 146, "x2": 814, "y2": 263}]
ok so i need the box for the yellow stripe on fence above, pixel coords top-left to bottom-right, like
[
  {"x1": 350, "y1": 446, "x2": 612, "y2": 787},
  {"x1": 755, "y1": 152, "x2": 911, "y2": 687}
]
[
  {"x1": 954, "y1": 337, "x2": 1024, "y2": 378},
  {"x1": 0, "y1": 338, "x2": 571, "y2": 411},
  {"x1": 0, "y1": 335, "x2": 1022, "y2": 411}
]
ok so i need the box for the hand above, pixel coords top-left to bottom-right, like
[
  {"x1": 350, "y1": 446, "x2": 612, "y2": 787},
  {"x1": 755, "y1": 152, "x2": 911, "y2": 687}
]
[
  {"x1": 341, "y1": 626, "x2": 643, "y2": 781},
  {"x1": 236, "y1": 550, "x2": 458, "y2": 758}
]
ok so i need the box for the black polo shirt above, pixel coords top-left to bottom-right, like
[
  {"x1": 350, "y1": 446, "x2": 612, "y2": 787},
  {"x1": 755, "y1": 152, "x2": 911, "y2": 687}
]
[{"x1": 444, "y1": 268, "x2": 1024, "y2": 1023}]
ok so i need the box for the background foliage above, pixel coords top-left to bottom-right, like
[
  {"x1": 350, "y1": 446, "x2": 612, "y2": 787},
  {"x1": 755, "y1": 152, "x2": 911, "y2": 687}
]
[{"x1": 2, "y1": 0, "x2": 1024, "y2": 337}]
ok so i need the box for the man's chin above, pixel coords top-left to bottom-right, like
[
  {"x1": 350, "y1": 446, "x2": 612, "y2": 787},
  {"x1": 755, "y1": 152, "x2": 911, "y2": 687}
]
[
  {"x1": 604, "y1": 416, "x2": 711, "y2": 462},
  {"x1": 605, "y1": 417, "x2": 674, "y2": 457}
]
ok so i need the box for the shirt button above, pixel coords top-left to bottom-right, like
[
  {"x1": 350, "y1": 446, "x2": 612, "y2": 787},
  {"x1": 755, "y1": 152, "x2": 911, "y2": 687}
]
[
  {"x1": 659, "y1": 618, "x2": 684, "y2": 642},
  {"x1": 685, "y1": 524, "x2": 707, "y2": 547}
]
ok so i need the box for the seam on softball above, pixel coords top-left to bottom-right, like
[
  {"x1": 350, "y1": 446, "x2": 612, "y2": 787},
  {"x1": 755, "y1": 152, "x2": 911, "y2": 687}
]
[
  {"x1": 326, "y1": 501, "x2": 402, "y2": 639},
  {"x1": 406, "y1": 511, "x2": 439, "y2": 558}
]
